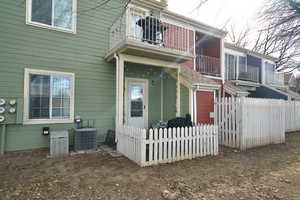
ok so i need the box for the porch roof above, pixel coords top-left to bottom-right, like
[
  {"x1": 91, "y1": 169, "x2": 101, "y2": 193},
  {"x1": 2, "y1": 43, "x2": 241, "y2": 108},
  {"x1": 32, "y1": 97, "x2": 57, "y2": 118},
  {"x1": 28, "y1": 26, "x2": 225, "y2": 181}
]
[
  {"x1": 179, "y1": 66, "x2": 221, "y2": 90},
  {"x1": 267, "y1": 85, "x2": 300, "y2": 100},
  {"x1": 224, "y1": 81, "x2": 250, "y2": 97}
]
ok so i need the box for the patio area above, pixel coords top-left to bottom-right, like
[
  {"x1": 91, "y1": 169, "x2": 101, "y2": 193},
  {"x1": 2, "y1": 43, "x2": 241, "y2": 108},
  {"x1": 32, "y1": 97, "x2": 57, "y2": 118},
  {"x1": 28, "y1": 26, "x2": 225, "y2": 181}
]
[{"x1": 1, "y1": 132, "x2": 300, "y2": 200}]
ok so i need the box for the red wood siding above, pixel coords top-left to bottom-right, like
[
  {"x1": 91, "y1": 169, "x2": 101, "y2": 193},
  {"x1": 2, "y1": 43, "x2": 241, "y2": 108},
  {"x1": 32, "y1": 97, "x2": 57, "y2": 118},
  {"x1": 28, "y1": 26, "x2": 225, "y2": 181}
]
[
  {"x1": 163, "y1": 23, "x2": 194, "y2": 55},
  {"x1": 196, "y1": 91, "x2": 214, "y2": 124}
]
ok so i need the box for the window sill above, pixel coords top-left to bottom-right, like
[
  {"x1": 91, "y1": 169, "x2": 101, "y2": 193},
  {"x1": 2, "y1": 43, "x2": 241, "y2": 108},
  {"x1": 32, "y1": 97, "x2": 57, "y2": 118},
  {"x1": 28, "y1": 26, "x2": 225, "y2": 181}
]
[
  {"x1": 23, "y1": 119, "x2": 74, "y2": 125},
  {"x1": 26, "y1": 21, "x2": 76, "y2": 34}
]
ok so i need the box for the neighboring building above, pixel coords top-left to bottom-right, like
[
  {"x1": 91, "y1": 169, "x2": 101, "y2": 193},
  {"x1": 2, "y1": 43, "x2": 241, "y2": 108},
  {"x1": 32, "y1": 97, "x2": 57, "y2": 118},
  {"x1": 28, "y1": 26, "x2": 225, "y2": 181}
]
[{"x1": 223, "y1": 43, "x2": 300, "y2": 101}]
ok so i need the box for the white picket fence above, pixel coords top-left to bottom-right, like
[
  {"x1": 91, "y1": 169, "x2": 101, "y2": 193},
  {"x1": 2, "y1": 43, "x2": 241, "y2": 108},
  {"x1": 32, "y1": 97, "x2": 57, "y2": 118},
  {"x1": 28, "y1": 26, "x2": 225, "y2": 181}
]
[
  {"x1": 285, "y1": 101, "x2": 300, "y2": 132},
  {"x1": 216, "y1": 97, "x2": 286, "y2": 150},
  {"x1": 116, "y1": 125, "x2": 218, "y2": 167}
]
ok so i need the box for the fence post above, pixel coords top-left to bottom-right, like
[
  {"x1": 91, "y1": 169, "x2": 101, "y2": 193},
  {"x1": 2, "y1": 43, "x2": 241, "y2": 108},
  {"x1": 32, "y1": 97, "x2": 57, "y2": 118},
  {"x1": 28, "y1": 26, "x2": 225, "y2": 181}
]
[
  {"x1": 140, "y1": 129, "x2": 147, "y2": 167},
  {"x1": 240, "y1": 97, "x2": 246, "y2": 151}
]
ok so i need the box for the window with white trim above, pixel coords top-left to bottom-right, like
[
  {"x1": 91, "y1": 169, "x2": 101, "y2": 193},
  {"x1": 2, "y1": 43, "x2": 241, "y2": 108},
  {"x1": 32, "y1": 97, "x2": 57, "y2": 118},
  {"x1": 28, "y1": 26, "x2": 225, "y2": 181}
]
[
  {"x1": 24, "y1": 69, "x2": 75, "y2": 123},
  {"x1": 27, "y1": 0, "x2": 77, "y2": 33}
]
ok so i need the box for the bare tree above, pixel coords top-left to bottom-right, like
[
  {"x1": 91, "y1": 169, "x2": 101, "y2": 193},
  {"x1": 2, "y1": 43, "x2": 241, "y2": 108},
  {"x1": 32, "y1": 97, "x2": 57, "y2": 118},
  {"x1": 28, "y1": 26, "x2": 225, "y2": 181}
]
[
  {"x1": 225, "y1": 24, "x2": 251, "y2": 48},
  {"x1": 254, "y1": 0, "x2": 300, "y2": 71}
]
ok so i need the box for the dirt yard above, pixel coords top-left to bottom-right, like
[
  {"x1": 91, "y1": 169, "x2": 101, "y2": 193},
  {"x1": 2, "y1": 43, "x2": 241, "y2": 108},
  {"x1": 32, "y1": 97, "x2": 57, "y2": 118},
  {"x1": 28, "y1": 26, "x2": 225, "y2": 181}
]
[{"x1": 1, "y1": 133, "x2": 300, "y2": 200}]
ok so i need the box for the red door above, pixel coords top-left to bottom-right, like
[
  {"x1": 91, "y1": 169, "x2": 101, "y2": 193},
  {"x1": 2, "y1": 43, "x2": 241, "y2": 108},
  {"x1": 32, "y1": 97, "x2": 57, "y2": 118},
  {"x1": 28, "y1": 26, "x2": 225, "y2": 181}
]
[{"x1": 196, "y1": 91, "x2": 214, "y2": 124}]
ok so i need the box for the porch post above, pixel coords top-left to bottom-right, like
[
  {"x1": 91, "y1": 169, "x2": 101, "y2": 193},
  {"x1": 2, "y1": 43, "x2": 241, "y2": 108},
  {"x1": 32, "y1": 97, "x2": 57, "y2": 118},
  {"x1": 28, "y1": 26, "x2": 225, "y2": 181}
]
[
  {"x1": 118, "y1": 56, "x2": 125, "y2": 125},
  {"x1": 115, "y1": 54, "x2": 125, "y2": 127},
  {"x1": 176, "y1": 66, "x2": 181, "y2": 117}
]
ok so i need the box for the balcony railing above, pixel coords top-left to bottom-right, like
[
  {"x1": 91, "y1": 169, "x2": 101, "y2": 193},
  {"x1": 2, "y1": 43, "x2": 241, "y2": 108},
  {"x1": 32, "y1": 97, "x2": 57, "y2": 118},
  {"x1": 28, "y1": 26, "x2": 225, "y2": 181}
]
[
  {"x1": 109, "y1": 8, "x2": 193, "y2": 57},
  {"x1": 238, "y1": 65, "x2": 260, "y2": 83},
  {"x1": 195, "y1": 55, "x2": 221, "y2": 76},
  {"x1": 265, "y1": 72, "x2": 285, "y2": 86}
]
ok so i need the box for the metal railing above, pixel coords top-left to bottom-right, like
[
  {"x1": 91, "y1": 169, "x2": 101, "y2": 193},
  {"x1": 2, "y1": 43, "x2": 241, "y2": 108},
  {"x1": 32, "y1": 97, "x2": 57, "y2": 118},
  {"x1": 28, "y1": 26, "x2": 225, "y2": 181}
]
[
  {"x1": 265, "y1": 72, "x2": 285, "y2": 86},
  {"x1": 196, "y1": 55, "x2": 221, "y2": 76},
  {"x1": 238, "y1": 65, "x2": 260, "y2": 82},
  {"x1": 109, "y1": 8, "x2": 193, "y2": 55}
]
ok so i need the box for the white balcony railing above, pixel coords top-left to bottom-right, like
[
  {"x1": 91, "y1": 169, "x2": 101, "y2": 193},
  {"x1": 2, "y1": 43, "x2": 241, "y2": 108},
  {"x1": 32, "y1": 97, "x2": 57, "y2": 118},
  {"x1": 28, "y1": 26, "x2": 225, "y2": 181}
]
[
  {"x1": 238, "y1": 65, "x2": 260, "y2": 83},
  {"x1": 109, "y1": 8, "x2": 193, "y2": 56},
  {"x1": 265, "y1": 72, "x2": 285, "y2": 86}
]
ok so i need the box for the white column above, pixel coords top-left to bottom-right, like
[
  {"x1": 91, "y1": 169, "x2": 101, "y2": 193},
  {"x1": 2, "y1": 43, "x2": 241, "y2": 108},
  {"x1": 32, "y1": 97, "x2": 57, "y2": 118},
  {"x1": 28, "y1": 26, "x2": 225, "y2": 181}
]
[
  {"x1": 176, "y1": 67, "x2": 181, "y2": 117},
  {"x1": 117, "y1": 55, "x2": 125, "y2": 125}
]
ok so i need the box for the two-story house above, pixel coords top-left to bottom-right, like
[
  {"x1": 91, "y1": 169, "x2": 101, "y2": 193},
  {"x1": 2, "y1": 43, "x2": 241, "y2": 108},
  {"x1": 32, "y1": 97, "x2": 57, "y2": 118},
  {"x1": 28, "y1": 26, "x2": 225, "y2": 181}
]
[
  {"x1": 0, "y1": 0, "x2": 227, "y2": 153},
  {"x1": 223, "y1": 43, "x2": 300, "y2": 100}
]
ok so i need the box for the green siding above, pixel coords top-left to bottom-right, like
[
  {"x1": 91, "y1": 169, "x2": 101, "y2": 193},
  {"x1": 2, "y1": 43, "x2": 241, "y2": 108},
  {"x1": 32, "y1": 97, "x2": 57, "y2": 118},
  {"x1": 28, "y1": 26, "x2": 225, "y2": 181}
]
[
  {"x1": 180, "y1": 84, "x2": 190, "y2": 117},
  {"x1": 163, "y1": 74, "x2": 177, "y2": 120},
  {"x1": 0, "y1": 0, "x2": 124, "y2": 151},
  {"x1": 0, "y1": 0, "x2": 190, "y2": 151},
  {"x1": 163, "y1": 74, "x2": 190, "y2": 120}
]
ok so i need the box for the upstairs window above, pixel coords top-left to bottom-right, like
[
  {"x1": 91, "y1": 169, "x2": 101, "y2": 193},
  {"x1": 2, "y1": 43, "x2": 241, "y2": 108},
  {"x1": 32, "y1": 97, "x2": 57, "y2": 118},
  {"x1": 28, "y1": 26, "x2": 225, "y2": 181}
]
[
  {"x1": 26, "y1": 0, "x2": 77, "y2": 33},
  {"x1": 24, "y1": 69, "x2": 75, "y2": 124}
]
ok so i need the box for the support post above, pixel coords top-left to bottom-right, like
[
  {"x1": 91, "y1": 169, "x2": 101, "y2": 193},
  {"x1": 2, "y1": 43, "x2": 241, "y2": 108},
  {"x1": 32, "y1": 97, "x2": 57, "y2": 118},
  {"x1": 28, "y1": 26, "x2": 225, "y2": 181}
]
[
  {"x1": 118, "y1": 55, "x2": 125, "y2": 125},
  {"x1": 176, "y1": 67, "x2": 181, "y2": 117}
]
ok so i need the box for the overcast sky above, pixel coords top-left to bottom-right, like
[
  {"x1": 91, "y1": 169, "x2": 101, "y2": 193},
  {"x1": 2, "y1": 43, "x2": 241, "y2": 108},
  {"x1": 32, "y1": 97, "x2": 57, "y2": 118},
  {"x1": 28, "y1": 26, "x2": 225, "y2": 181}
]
[{"x1": 168, "y1": 0, "x2": 266, "y2": 41}]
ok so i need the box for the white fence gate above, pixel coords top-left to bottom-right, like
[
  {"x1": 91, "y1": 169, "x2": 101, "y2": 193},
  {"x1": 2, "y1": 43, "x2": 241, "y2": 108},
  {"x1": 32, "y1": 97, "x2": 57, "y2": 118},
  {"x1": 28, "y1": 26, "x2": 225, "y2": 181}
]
[
  {"x1": 117, "y1": 125, "x2": 218, "y2": 167},
  {"x1": 285, "y1": 101, "x2": 300, "y2": 132},
  {"x1": 216, "y1": 97, "x2": 286, "y2": 150}
]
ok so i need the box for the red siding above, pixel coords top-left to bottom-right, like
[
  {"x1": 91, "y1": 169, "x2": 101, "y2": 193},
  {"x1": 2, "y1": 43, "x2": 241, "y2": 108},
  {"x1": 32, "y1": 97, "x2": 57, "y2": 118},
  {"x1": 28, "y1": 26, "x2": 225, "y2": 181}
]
[
  {"x1": 196, "y1": 91, "x2": 214, "y2": 124},
  {"x1": 163, "y1": 23, "x2": 194, "y2": 55}
]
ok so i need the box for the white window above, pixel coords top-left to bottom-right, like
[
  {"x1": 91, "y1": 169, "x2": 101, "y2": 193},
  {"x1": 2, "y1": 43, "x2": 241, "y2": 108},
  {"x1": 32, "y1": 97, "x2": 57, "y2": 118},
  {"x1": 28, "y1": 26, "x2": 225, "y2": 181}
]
[
  {"x1": 26, "y1": 0, "x2": 77, "y2": 33},
  {"x1": 24, "y1": 69, "x2": 75, "y2": 124}
]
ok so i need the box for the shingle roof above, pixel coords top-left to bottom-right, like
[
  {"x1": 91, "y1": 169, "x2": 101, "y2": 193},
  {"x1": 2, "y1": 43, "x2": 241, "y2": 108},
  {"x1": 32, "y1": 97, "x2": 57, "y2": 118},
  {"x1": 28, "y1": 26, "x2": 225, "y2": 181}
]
[
  {"x1": 179, "y1": 66, "x2": 221, "y2": 88},
  {"x1": 224, "y1": 81, "x2": 249, "y2": 96}
]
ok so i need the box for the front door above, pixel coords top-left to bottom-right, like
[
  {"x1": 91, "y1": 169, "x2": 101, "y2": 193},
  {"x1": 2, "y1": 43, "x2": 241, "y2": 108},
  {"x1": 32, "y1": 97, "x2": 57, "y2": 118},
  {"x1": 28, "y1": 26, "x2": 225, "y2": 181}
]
[{"x1": 127, "y1": 79, "x2": 148, "y2": 128}]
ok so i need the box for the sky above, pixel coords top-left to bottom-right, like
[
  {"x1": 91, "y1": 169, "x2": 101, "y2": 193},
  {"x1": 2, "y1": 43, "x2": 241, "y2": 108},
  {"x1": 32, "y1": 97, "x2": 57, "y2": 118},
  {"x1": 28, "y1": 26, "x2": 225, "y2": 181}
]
[{"x1": 168, "y1": 0, "x2": 266, "y2": 42}]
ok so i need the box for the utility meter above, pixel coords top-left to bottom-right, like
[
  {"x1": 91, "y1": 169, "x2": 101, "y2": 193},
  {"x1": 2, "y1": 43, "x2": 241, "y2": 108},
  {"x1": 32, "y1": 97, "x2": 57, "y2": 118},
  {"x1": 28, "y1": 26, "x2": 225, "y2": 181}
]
[
  {"x1": 9, "y1": 99, "x2": 16, "y2": 106},
  {"x1": 0, "y1": 116, "x2": 5, "y2": 123},
  {"x1": 0, "y1": 99, "x2": 5, "y2": 106},
  {"x1": 9, "y1": 107, "x2": 16, "y2": 114},
  {"x1": 0, "y1": 107, "x2": 5, "y2": 114}
]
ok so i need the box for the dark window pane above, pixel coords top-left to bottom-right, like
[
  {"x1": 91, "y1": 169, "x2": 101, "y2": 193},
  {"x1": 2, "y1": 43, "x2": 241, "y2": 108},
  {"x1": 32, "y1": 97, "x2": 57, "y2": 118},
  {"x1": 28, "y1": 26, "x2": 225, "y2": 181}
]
[
  {"x1": 29, "y1": 74, "x2": 50, "y2": 119},
  {"x1": 54, "y1": 0, "x2": 73, "y2": 30},
  {"x1": 31, "y1": 0, "x2": 52, "y2": 25}
]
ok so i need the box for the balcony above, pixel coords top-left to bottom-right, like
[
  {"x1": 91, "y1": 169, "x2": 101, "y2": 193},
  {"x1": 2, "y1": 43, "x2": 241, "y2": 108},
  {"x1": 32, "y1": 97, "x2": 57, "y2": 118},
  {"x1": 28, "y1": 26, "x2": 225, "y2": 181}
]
[
  {"x1": 238, "y1": 65, "x2": 260, "y2": 83},
  {"x1": 106, "y1": 8, "x2": 194, "y2": 62},
  {"x1": 195, "y1": 55, "x2": 221, "y2": 77}
]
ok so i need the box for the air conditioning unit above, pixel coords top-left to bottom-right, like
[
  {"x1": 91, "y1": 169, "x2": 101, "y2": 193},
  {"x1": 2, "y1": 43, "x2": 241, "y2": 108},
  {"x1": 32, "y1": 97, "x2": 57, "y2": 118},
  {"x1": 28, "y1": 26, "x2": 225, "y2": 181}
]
[
  {"x1": 74, "y1": 128, "x2": 97, "y2": 151},
  {"x1": 50, "y1": 131, "x2": 69, "y2": 157}
]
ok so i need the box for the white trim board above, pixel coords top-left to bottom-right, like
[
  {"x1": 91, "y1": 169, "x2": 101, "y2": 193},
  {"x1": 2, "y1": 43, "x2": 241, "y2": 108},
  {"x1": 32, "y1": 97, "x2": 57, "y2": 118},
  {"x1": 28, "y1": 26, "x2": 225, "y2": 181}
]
[{"x1": 23, "y1": 68, "x2": 75, "y2": 125}]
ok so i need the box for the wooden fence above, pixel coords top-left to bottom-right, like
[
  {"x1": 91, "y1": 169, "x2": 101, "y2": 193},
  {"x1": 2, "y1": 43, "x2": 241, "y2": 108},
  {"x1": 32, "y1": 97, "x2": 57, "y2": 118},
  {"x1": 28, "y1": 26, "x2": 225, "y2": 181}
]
[
  {"x1": 285, "y1": 101, "x2": 300, "y2": 132},
  {"x1": 216, "y1": 97, "x2": 286, "y2": 150},
  {"x1": 116, "y1": 125, "x2": 218, "y2": 167}
]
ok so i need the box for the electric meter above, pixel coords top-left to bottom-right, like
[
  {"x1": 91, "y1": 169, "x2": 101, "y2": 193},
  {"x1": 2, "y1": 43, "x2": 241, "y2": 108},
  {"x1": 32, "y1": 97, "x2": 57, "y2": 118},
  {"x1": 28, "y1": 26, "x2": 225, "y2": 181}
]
[
  {"x1": 0, "y1": 99, "x2": 5, "y2": 106},
  {"x1": 0, "y1": 107, "x2": 5, "y2": 114},
  {"x1": 9, "y1": 107, "x2": 16, "y2": 114},
  {"x1": 9, "y1": 99, "x2": 16, "y2": 106},
  {"x1": 0, "y1": 116, "x2": 5, "y2": 123}
]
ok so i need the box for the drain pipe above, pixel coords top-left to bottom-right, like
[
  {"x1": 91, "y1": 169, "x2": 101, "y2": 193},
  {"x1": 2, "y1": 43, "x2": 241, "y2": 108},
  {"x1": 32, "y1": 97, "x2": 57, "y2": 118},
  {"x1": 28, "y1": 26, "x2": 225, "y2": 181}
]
[{"x1": 0, "y1": 124, "x2": 6, "y2": 155}]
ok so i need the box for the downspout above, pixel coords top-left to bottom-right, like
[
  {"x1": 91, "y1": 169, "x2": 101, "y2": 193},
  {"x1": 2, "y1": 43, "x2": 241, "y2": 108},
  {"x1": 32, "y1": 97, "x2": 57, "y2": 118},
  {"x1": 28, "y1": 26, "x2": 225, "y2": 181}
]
[{"x1": 0, "y1": 124, "x2": 6, "y2": 155}]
